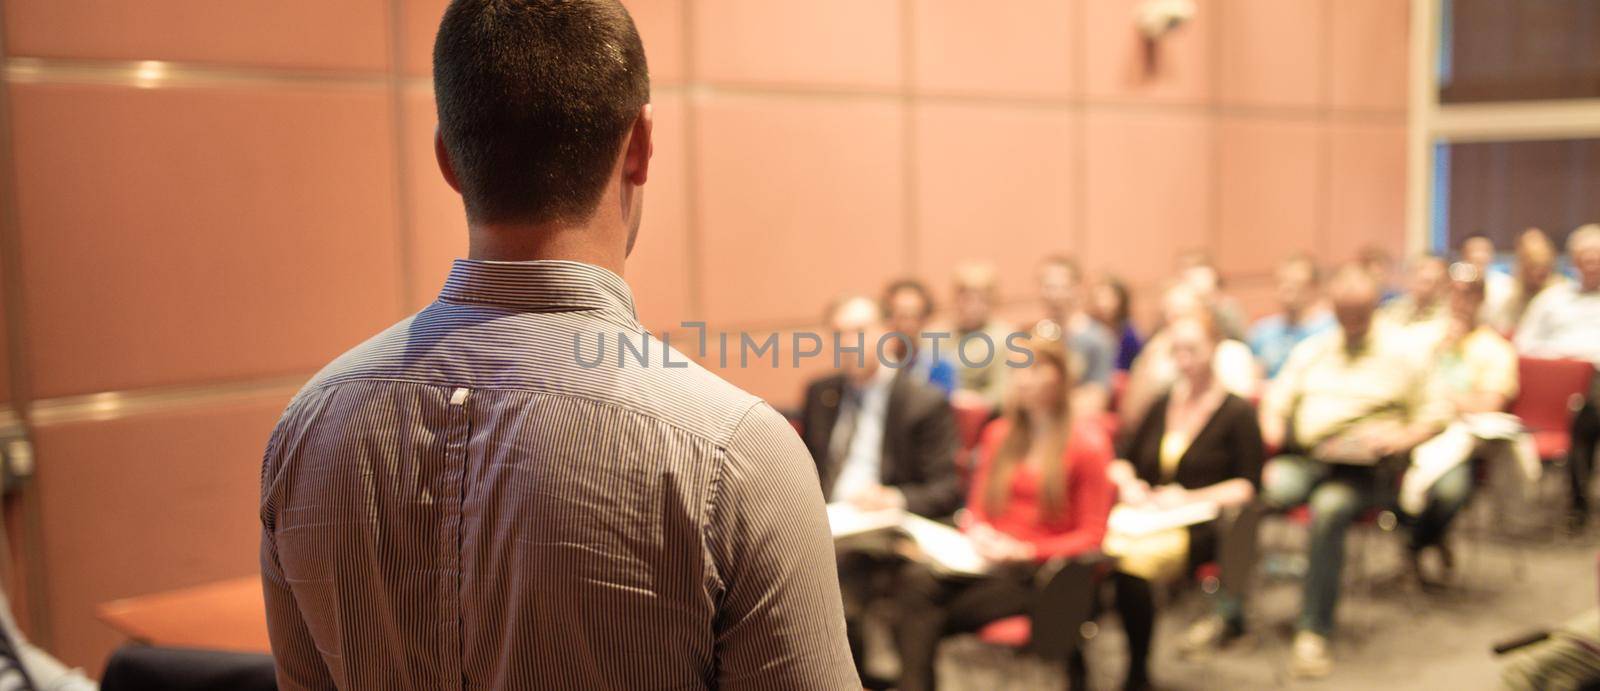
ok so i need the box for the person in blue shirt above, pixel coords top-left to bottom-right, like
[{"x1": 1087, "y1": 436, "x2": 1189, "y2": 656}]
[
  {"x1": 882, "y1": 278, "x2": 958, "y2": 395},
  {"x1": 1089, "y1": 273, "x2": 1144, "y2": 371},
  {"x1": 1249, "y1": 254, "x2": 1335, "y2": 379}
]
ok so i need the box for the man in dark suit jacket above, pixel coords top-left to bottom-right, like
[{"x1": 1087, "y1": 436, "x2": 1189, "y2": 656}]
[
  {"x1": 800, "y1": 295, "x2": 962, "y2": 684},
  {"x1": 799, "y1": 296, "x2": 962, "y2": 519}
]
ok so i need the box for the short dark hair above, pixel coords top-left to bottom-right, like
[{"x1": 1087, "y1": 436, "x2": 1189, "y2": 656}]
[
  {"x1": 882, "y1": 278, "x2": 936, "y2": 318},
  {"x1": 433, "y1": 0, "x2": 650, "y2": 225}
]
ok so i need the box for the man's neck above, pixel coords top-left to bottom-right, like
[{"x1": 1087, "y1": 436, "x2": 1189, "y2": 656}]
[{"x1": 468, "y1": 222, "x2": 627, "y2": 276}]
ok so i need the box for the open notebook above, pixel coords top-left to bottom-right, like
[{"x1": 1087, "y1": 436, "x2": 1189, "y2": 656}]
[{"x1": 825, "y1": 504, "x2": 992, "y2": 577}]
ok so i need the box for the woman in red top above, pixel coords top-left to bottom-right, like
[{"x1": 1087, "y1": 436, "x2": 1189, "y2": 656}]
[{"x1": 893, "y1": 330, "x2": 1115, "y2": 691}]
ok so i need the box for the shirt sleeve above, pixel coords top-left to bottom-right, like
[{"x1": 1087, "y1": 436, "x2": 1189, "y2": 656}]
[
  {"x1": 259, "y1": 419, "x2": 337, "y2": 691},
  {"x1": 1475, "y1": 335, "x2": 1521, "y2": 402},
  {"x1": 1513, "y1": 291, "x2": 1554, "y2": 354},
  {"x1": 900, "y1": 395, "x2": 963, "y2": 518},
  {"x1": 964, "y1": 420, "x2": 1008, "y2": 525},
  {"x1": 1080, "y1": 330, "x2": 1115, "y2": 388},
  {"x1": 1028, "y1": 430, "x2": 1114, "y2": 561},
  {"x1": 707, "y1": 402, "x2": 860, "y2": 690},
  {"x1": 1227, "y1": 399, "x2": 1268, "y2": 489}
]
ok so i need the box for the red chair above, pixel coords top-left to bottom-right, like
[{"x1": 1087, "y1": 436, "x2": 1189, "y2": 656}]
[
  {"x1": 973, "y1": 557, "x2": 1110, "y2": 667},
  {"x1": 1510, "y1": 357, "x2": 1596, "y2": 462}
]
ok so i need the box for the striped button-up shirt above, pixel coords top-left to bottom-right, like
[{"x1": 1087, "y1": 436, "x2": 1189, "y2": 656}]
[{"x1": 260, "y1": 260, "x2": 857, "y2": 690}]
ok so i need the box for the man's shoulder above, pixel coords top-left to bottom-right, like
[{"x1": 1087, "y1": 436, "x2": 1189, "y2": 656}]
[{"x1": 612, "y1": 336, "x2": 770, "y2": 445}]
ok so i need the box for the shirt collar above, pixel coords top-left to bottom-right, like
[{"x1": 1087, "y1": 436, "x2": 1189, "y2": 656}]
[{"x1": 436, "y1": 259, "x2": 639, "y2": 323}]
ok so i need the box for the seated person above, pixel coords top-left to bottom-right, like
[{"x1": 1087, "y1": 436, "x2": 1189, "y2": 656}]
[
  {"x1": 1176, "y1": 249, "x2": 1249, "y2": 343},
  {"x1": 949, "y1": 263, "x2": 1012, "y2": 410},
  {"x1": 1036, "y1": 255, "x2": 1117, "y2": 414},
  {"x1": 1401, "y1": 263, "x2": 1528, "y2": 572},
  {"x1": 1458, "y1": 234, "x2": 1515, "y2": 328},
  {"x1": 1106, "y1": 315, "x2": 1265, "y2": 690},
  {"x1": 1487, "y1": 228, "x2": 1566, "y2": 335},
  {"x1": 1258, "y1": 263, "x2": 1452, "y2": 679},
  {"x1": 1088, "y1": 274, "x2": 1144, "y2": 372},
  {"x1": 1121, "y1": 282, "x2": 1260, "y2": 428},
  {"x1": 1514, "y1": 224, "x2": 1600, "y2": 530},
  {"x1": 1249, "y1": 254, "x2": 1335, "y2": 379},
  {"x1": 883, "y1": 278, "x2": 958, "y2": 396},
  {"x1": 891, "y1": 329, "x2": 1115, "y2": 691},
  {"x1": 799, "y1": 295, "x2": 962, "y2": 679},
  {"x1": 1378, "y1": 253, "x2": 1449, "y2": 328},
  {"x1": 0, "y1": 585, "x2": 95, "y2": 690}
]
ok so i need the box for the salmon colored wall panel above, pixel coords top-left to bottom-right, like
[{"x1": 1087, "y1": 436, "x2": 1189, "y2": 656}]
[
  {"x1": 401, "y1": 89, "x2": 466, "y2": 310},
  {"x1": 402, "y1": 0, "x2": 685, "y2": 82},
  {"x1": 913, "y1": 103, "x2": 1076, "y2": 304},
  {"x1": 1216, "y1": 116, "x2": 1321, "y2": 278},
  {"x1": 10, "y1": 83, "x2": 403, "y2": 398},
  {"x1": 400, "y1": 0, "x2": 447, "y2": 77},
  {"x1": 1216, "y1": 0, "x2": 1324, "y2": 108},
  {"x1": 679, "y1": 327, "x2": 835, "y2": 412},
  {"x1": 625, "y1": 93, "x2": 692, "y2": 332},
  {"x1": 1083, "y1": 0, "x2": 1213, "y2": 104},
  {"x1": 1325, "y1": 122, "x2": 1407, "y2": 263},
  {"x1": 3, "y1": 0, "x2": 389, "y2": 72},
  {"x1": 626, "y1": 0, "x2": 688, "y2": 86},
  {"x1": 31, "y1": 393, "x2": 290, "y2": 671},
  {"x1": 1328, "y1": 0, "x2": 1410, "y2": 112},
  {"x1": 1083, "y1": 110, "x2": 1213, "y2": 287},
  {"x1": 693, "y1": 0, "x2": 902, "y2": 89},
  {"x1": 912, "y1": 0, "x2": 1077, "y2": 97},
  {"x1": 694, "y1": 94, "x2": 905, "y2": 327}
]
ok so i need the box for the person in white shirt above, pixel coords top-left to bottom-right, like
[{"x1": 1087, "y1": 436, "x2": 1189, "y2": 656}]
[{"x1": 1515, "y1": 224, "x2": 1600, "y2": 529}]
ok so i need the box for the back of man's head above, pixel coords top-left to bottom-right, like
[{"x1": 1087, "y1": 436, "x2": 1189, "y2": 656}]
[{"x1": 434, "y1": 0, "x2": 649, "y2": 226}]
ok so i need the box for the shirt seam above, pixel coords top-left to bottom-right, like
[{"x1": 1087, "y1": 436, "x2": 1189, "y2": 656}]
[{"x1": 296, "y1": 375, "x2": 754, "y2": 450}]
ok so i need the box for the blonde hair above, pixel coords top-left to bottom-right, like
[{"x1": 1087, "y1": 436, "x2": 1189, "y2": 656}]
[{"x1": 985, "y1": 331, "x2": 1076, "y2": 520}]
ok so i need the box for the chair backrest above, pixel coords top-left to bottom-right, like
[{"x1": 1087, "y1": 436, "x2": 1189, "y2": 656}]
[
  {"x1": 1510, "y1": 357, "x2": 1595, "y2": 434},
  {"x1": 101, "y1": 645, "x2": 277, "y2": 691}
]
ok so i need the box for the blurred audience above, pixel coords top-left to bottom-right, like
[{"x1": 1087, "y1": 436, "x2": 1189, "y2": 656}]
[
  {"x1": 949, "y1": 263, "x2": 1011, "y2": 410},
  {"x1": 1176, "y1": 250, "x2": 1249, "y2": 342},
  {"x1": 1357, "y1": 244, "x2": 1403, "y2": 304},
  {"x1": 1121, "y1": 283, "x2": 1260, "y2": 428},
  {"x1": 0, "y1": 587, "x2": 95, "y2": 690},
  {"x1": 1379, "y1": 253, "x2": 1450, "y2": 328},
  {"x1": 1515, "y1": 224, "x2": 1600, "y2": 529},
  {"x1": 1036, "y1": 256, "x2": 1116, "y2": 414},
  {"x1": 1249, "y1": 254, "x2": 1336, "y2": 380},
  {"x1": 1489, "y1": 228, "x2": 1568, "y2": 334},
  {"x1": 892, "y1": 331, "x2": 1114, "y2": 691},
  {"x1": 1400, "y1": 263, "x2": 1527, "y2": 583},
  {"x1": 1106, "y1": 314, "x2": 1265, "y2": 690},
  {"x1": 883, "y1": 279, "x2": 958, "y2": 396},
  {"x1": 1459, "y1": 234, "x2": 1515, "y2": 329},
  {"x1": 1259, "y1": 263, "x2": 1452, "y2": 678},
  {"x1": 1088, "y1": 274, "x2": 1144, "y2": 372},
  {"x1": 798, "y1": 295, "x2": 962, "y2": 679}
]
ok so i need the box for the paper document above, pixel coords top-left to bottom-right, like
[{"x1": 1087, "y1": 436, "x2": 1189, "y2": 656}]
[
  {"x1": 899, "y1": 514, "x2": 993, "y2": 577},
  {"x1": 1107, "y1": 500, "x2": 1218, "y2": 537},
  {"x1": 825, "y1": 503, "x2": 905, "y2": 539},
  {"x1": 824, "y1": 503, "x2": 993, "y2": 576}
]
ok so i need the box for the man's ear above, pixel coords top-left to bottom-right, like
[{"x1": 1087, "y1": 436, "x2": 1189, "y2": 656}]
[
  {"x1": 435, "y1": 128, "x2": 463, "y2": 194},
  {"x1": 623, "y1": 104, "x2": 653, "y2": 186}
]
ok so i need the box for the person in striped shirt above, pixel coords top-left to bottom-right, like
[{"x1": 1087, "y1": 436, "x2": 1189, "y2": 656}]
[{"x1": 259, "y1": 2, "x2": 857, "y2": 688}]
